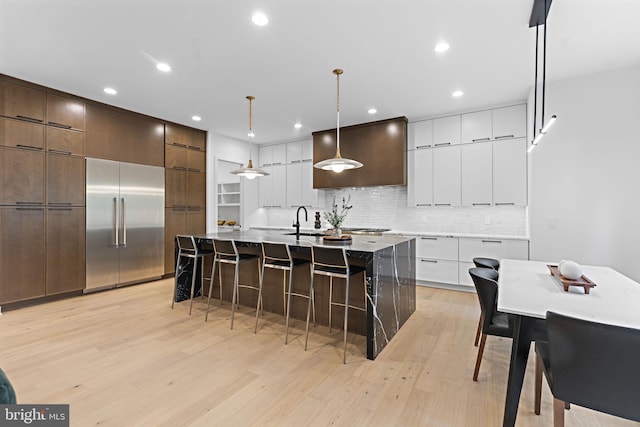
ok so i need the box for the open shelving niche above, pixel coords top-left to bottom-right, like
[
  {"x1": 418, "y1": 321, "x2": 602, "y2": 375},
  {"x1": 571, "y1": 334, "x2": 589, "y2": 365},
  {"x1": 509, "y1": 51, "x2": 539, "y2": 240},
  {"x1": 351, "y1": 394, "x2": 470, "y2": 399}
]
[{"x1": 216, "y1": 158, "x2": 242, "y2": 230}]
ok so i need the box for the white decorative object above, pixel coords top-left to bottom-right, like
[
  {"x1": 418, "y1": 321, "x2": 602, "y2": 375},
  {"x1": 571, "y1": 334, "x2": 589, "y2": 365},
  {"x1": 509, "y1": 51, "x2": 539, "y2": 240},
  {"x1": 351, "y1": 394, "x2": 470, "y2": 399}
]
[
  {"x1": 560, "y1": 261, "x2": 583, "y2": 280},
  {"x1": 558, "y1": 259, "x2": 568, "y2": 270}
]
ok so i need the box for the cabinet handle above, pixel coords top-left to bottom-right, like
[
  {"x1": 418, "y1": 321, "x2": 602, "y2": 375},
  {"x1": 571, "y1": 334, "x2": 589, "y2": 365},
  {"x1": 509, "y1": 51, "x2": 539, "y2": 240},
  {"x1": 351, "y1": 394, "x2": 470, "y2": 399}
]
[
  {"x1": 290, "y1": 160, "x2": 301, "y2": 163},
  {"x1": 416, "y1": 203, "x2": 432, "y2": 207},
  {"x1": 302, "y1": 158, "x2": 313, "y2": 162},
  {"x1": 482, "y1": 240, "x2": 502, "y2": 244},
  {"x1": 16, "y1": 115, "x2": 43, "y2": 123},
  {"x1": 420, "y1": 259, "x2": 438, "y2": 263},
  {"x1": 16, "y1": 201, "x2": 43, "y2": 205},
  {"x1": 472, "y1": 138, "x2": 491, "y2": 142},
  {"x1": 416, "y1": 145, "x2": 432, "y2": 149},
  {"x1": 187, "y1": 146, "x2": 201, "y2": 150},
  {"x1": 48, "y1": 121, "x2": 72, "y2": 129},
  {"x1": 47, "y1": 207, "x2": 72, "y2": 211},
  {"x1": 173, "y1": 143, "x2": 187, "y2": 147},
  {"x1": 16, "y1": 144, "x2": 43, "y2": 151},
  {"x1": 434, "y1": 142, "x2": 451, "y2": 147},
  {"x1": 16, "y1": 207, "x2": 44, "y2": 211},
  {"x1": 272, "y1": 205, "x2": 282, "y2": 208},
  {"x1": 421, "y1": 237, "x2": 437, "y2": 240},
  {"x1": 114, "y1": 198, "x2": 119, "y2": 247},
  {"x1": 188, "y1": 168, "x2": 200, "y2": 172},
  {"x1": 174, "y1": 166, "x2": 187, "y2": 171},
  {"x1": 495, "y1": 202, "x2": 515, "y2": 206},
  {"x1": 272, "y1": 162, "x2": 283, "y2": 165},
  {"x1": 263, "y1": 163, "x2": 272, "y2": 167},
  {"x1": 121, "y1": 198, "x2": 127, "y2": 246},
  {"x1": 435, "y1": 203, "x2": 451, "y2": 206},
  {"x1": 472, "y1": 203, "x2": 491, "y2": 206},
  {"x1": 48, "y1": 202, "x2": 72, "y2": 205},
  {"x1": 48, "y1": 149, "x2": 72, "y2": 155},
  {"x1": 494, "y1": 135, "x2": 514, "y2": 140}
]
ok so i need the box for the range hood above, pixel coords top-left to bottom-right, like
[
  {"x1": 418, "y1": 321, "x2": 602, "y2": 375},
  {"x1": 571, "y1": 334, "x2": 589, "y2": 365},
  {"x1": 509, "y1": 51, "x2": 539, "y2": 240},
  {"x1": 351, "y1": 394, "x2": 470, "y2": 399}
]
[{"x1": 312, "y1": 116, "x2": 407, "y2": 189}]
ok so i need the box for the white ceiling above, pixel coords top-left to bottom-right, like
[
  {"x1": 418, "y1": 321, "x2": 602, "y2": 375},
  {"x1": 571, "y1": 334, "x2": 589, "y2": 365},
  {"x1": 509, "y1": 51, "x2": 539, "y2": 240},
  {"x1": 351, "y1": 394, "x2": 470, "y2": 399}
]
[{"x1": 1, "y1": 0, "x2": 639, "y2": 144}]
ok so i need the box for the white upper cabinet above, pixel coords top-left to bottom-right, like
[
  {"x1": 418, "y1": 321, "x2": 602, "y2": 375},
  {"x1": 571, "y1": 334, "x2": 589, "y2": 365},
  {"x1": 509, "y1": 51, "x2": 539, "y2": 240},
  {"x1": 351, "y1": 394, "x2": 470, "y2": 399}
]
[
  {"x1": 408, "y1": 120, "x2": 433, "y2": 150},
  {"x1": 493, "y1": 138, "x2": 527, "y2": 206},
  {"x1": 286, "y1": 162, "x2": 303, "y2": 207},
  {"x1": 271, "y1": 144, "x2": 287, "y2": 165},
  {"x1": 259, "y1": 145, "x2": 272, "y2": 167},
  {"x1": 461, "y1": 142, "x2": 493, "y2": 206},
  {"x1": 461, "y1": 110, "x2": 493, "y2": 144},
  {"x1": 408, "y1": 147, "x2": 433, "y2": 207},
  {"x1": 301, "y1": 139, "x2": 313, "y2": 162},
  {"x1": 301, "y1": 160, "x2": 318, "y2": 207},
  {"x1": 258, "y1": 165, "x2": 273, "y2": 207},
  {"x1": 492, "y1": 104, "x2": 526, "y2": 140},
  {"x1": 433, "y1": 115, "x2": 461, "y2": 146},
  {"x1": 433, "y1": 145, "x2": 461, "y2": 206},
  {"x1": 270, "y1": 164, "x2": 286, "y2": 207},
  {"x1": 286, "y1": 141, "x2": 302, "y2": 163}
]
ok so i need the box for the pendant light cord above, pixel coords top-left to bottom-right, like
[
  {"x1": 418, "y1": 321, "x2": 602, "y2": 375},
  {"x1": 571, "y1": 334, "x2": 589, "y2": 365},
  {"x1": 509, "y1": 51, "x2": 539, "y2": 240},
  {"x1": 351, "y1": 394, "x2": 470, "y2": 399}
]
[
  {"x1": 247, "y1": 95, "x2": 254, "y2": 162},
  {"x1": 542, "y1": 0, "x2": 547, "y2": 128},
  {"x1": 533, "y1": 24, "x2": 539, "y2": 138},
  {"x1": 334, "y1": 69, "x2": 343, "y2": 158}
]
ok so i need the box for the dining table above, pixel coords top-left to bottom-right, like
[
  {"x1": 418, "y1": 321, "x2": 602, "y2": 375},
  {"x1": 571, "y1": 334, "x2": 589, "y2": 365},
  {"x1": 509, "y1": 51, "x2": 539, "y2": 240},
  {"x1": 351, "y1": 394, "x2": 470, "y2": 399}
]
[{"x1": 497, "y1": 258, "x2": 640, "y2": 427}]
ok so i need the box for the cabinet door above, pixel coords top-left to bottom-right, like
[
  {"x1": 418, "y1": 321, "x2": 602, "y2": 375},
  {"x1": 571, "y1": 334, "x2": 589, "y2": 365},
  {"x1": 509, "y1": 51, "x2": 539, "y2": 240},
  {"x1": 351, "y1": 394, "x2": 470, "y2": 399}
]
[
  {"x1": 271, "y1": 144, "x2": 287, "y2": 166},
  {"x1": 47, "y1": 154, "x2": 85, "y2": 206},
  {"x1": 286, "y1": 162, "x2": 302, "y2": 207},
  {"x1": 433, "y1": 145, "x2": 461, "y2": 206},
  {"x1": 415, "y1": 236, "x2": 458, "y2": 260},
  {"x1": 165, "y1": 123, "x2": 189, "y2": 146},
  {"x1": 410, "y1": 148, "x2": 433, "y2": 207},
  {"x1": 301, "y1": 139, "x2": 313, "y2": 162},
  {"x1": 459, "y1": 238, "x2": 529, "y2": 263},
  {"x1": 286, "y1": 141, "x2": 302, "y2": 164},
  {"x1": 164, "y1": 207, "x2": 187, "y2": 274},
  {"x1": 271, "y1": 164, "x2": 286, "y2": 208},
  {"x1": 416, "y1": 258, "x2": 458, "y2": 285},
  {"x1": 47, "y1": 127, "x2": 84, "y2": 155},
  {"x1": 0, "y1": 81, "x2": 45, "y2": 123},
  {"x1": 46, "y1": 94, "x2": 85, "y2": 131},
  {"x1": 0, "y1": 146, "x2": 45, "y2": 205},
  {"x1": 187, "y1": 172, "x2": 206, "y2": 208},
  {"x1": 461, "y1": 142, "x2": 492, "y2": 206},
  {"x1": 259, "y1": 145, "x2": 272, "y2": 167},
  {"x1": 493, "y1": 138, "x2": 527, "y2": 206},
  {"x1": 165, "y1": 168, "x2": 187, "y2": 207},
  {"x1": 408, "y1": 120, "x2": 433, "y2": 150},
  {"x1": 0, "y1": 117, "x2": 45, "y2": 150},
  {"x1": 493, "y1": 105, "x2": 526, "y2": 140},
  {"x1": 461, "y1": 110, "x2": 492, "y2": 144},
  {"x1": 187, "y1": 148, "x2": 205, "y2": 172},
  {"x1": 46, "y1": 207, "x2": 85, "y2": 294},
  {"x1": 0, "y1": 207, "x2": 45, "y2": 303},
  {"x1": 259, "y1": 166, "x2": 273, "y2": 207},
  {"x1": 187, "y1": 207, "x2": 206, "y2": 235},
  {"x1": 188, "y1": 129, "x2": 206, "y2": 151},
  {"x1": 433, "y1": 115, "x2": 461, "y2": 146},
  {"x1": 165, "y1": 144, "x2": 187, "y2": 169},
  {"x1": 301, "y1": 161, "x2": 318, "y2": 207}
]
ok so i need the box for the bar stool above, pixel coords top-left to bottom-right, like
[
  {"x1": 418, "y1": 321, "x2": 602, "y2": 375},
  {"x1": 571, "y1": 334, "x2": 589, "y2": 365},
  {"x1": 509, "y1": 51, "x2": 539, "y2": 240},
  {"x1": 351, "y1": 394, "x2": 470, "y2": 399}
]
[
  {"x1": 171, "y1": 235, "x2": 215, "y2": 315},
  {"x1": 304, "y1": 246, "x2": 367, "y2": 364},
  {"x1": 205, "y1": 239, "x2": 261, "y2": 329},
  {"x1": 471, "y1": 257, "x2": 500, "y2": 346},
  {"x1": 254, "y1": 242, "x2": 314, "y2": 343}
]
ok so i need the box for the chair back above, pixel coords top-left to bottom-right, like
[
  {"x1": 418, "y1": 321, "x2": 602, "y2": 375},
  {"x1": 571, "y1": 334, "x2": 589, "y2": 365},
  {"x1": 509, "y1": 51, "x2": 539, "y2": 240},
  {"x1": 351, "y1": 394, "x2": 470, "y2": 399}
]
[
  {"x1": 213, "y1": 239, "x2": 238, "y2": 258},
  {"x1": 262, "y1": 242, "x2": 291, "y2": 264},
  {"x1": 546, "y1": 311, "x2": 640, "y2": 422},
  {"x1": 473, "y1": 257, "x2": 500, "y2": 270},
  {"x1": 176, "y1": 235, "x2": 196, "y2": 252},
  {"x1": 312, "y1": 246, "x2": 348, "y2": 271},
  {"x1": 469, "y1": 267, "x2": 500, "y2": 331}
]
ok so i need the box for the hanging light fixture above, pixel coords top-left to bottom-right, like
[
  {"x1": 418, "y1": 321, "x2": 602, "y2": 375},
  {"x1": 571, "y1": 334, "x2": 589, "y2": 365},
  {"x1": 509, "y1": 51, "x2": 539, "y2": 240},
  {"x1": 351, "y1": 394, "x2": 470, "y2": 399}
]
[
  {"x1": 231, "y1": 96, "x2": 269, "y2": 179},
  {"x1": 313, "y1": 69, "x2": 363, "y2": 173},
  {"x1": 528, "y1": 0, "x2": 557, "y2": 153}
]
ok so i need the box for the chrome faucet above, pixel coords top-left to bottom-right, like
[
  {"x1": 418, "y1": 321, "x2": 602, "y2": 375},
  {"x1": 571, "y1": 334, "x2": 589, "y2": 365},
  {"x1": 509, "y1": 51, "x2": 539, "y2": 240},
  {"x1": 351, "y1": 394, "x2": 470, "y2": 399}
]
[{"x1": 293, "y1": 206, "x2": 308, "y2": 239}]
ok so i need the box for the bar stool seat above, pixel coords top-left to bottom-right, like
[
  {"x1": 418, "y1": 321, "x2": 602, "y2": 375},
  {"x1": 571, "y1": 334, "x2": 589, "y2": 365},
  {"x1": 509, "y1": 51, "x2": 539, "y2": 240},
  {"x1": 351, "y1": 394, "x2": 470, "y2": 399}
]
[
  {"x1": 305, "y1": 246, "x2": 367, "y2": 364},
  {"x1": 172, "y1": 235, "x2": 215, "y2": 315},
  {"x1": 205, "y1": 239, "x2": 261, "y2": 329},
  {"x1": 254, "y1": 242, "x2": 314, "y2": 343}
]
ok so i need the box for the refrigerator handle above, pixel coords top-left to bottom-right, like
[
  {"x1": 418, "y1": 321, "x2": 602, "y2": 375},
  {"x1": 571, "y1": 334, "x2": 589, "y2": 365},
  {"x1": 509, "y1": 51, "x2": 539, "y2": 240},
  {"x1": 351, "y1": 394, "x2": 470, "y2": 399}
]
[
  {"x1": 121, "y1": 197, "x2": 127, "y2": 247},
  {"x1": 113, "y1": 197, "x2": 119, "y2": 247}
]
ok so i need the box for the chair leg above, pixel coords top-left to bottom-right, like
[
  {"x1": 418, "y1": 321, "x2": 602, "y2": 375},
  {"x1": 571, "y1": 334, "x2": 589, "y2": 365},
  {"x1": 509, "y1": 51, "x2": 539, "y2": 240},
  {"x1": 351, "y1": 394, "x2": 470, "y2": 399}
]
[
  {"x1": 565, "y1": 402, "x2": 570, "y2": 410},
  {"x1": 205, "y1": 256, "x2": 217, "y2": 322},
  {"x1": 473, "y1": 334, "x2": 487, "y2": 381},
  {"x1": 304, "y1": 271, "x2": 315, "y2": 351},
  {"x1": 172, "y1": 252, "x2": 181, "y2": 309},
  {"x1": 282, "y1": 270, "x2": 287, "y2": 317},
  {"x1": 343, "y1": 276, "x2": 351, "y2": 364},
  {"x1": 254, "y1": 261, "x2": 267, "y2": 334},
  {"x1": 188, "y1": 257, "x2": 199, "y2": 315},
  {"x1": 535, "y1": 352, "x2": 543, "y2": 415},
  {"x1": 553, "y1": 398, "x2": 565, "y2": 427},
  {"x1": 218, "y1": 260, "x2": 224, "y2": 306},
  {"x1": 474, "y1": 314, "x2": 483, "y2": 346},
  {"x1": 285, "y1": 267, "x2": 294, "y2": 345},
  {"x1": 230, "y1": 262, "x2": 239, "y2": 330},
  {"x1": 328, "y1": 276, "x2": 333, "y2": 333}
]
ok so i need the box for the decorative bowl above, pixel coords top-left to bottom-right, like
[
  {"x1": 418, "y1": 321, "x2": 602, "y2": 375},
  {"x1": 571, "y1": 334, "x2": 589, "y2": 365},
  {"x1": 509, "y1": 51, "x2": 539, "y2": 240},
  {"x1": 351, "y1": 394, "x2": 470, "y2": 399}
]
[
  {"x1": 217, "y1": 220, "x2": 225, "y2": 226},
  {"x1": 227, "y1": 220, "x2": 237, "y2": 226}
]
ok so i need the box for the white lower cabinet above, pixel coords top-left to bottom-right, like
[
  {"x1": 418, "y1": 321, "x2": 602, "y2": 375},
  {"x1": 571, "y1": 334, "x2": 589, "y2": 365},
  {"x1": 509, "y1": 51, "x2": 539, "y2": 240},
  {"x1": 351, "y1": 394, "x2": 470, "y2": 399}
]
[
  {"x1": 458, "y1": 237, "x2": 529, "y2": 263},
  {"x1": 458, "y1": 262, "x2": 475, "y2": 286},
  {"x1": 417, "y1": 258, "x2": 459, "y2": 285}
]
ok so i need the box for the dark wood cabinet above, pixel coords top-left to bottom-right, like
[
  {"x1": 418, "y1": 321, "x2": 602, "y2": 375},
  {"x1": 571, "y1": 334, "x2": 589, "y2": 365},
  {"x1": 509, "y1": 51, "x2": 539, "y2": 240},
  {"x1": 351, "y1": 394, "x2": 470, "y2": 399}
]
[
  {"x1": 0, "y1": 146, "x2": 45, "y2": 205},
  {"x1": 187, "y1": 148, "x2": 205, "y2": 172},
  {"x1": 187, "y1": 172, "x2": 206, "y2": 208},
  {"x1": 0, "y1": 117, "x2": 45, "y2": 150},
  {"x1": 164, "y1": 207, "x2": 187, "y2": 274},
  {"x1": 186, "y1": 207, "x2": 206, "y2": 235},
  {"x1": 165, "y1": 124, "x2": 190, "y2": 147},
  {"x1": 188, "y1": 128, "x2": 206, "y2": 151},
  {"x1": 46, "y1": 207, "x2": 85, "y2": 295},
  {"x1": 0, "y1": 80, "x2": 46, "y2": 123},
  {"x1": 47, "y1": 127, "x2": 84, "y2": 155},
  {"x1": 165, "y1": 144, "x2": 187, "y2": 169},
  {"x1": 46, "y1": 94, "x2": 85, "y2": 131},
  {"x1": 165, "y1": 168, "x2": 187, "y2": 207},
  {"x1": 0, "y1": 207, "x2": 46, "y2": 303},
  {"x1": 47, "y1": 154, "x2": 85, "y2": 205}
]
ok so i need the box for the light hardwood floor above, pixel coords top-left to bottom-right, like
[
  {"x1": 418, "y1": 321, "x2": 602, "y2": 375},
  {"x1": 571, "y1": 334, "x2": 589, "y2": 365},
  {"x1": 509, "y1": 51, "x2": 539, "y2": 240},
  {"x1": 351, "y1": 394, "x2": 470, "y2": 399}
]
[{"x1": 0, "y1": 280, "x2": 637, "y2": 426}]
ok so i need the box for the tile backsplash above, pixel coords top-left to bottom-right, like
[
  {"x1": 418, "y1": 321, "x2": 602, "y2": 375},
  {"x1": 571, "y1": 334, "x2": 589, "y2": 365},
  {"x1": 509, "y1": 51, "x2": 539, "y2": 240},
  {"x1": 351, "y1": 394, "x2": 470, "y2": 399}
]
[{"x1": 260, "y1": 186, "x2": 528, "y2": 236}]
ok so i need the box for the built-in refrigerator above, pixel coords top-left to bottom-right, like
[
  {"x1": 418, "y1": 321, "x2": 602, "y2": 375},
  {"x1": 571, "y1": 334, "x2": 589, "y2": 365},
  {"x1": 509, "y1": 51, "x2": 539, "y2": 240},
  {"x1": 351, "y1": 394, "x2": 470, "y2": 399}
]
[{"x1": 85, "y1": 158, "x2": 165, "y2": 291}]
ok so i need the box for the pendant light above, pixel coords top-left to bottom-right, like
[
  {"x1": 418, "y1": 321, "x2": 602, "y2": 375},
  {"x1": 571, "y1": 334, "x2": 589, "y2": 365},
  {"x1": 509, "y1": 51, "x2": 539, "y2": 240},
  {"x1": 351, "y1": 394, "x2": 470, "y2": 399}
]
[
  {"x1": 231, "y1": 96, "x2": 269, "y2": 179},
  {"x1": 313, "y1": 69, "x2": 363, "y2": 173},
  {"x1": 528, "y1": 0, "x2": 557, "y2": 153}
]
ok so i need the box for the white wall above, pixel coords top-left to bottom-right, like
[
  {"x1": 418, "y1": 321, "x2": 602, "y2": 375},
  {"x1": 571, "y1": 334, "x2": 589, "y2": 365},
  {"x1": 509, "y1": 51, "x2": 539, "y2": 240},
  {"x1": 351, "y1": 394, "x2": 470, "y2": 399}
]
[{"x1": 529, "y1": 65, "x2": 640, "y2": 281}]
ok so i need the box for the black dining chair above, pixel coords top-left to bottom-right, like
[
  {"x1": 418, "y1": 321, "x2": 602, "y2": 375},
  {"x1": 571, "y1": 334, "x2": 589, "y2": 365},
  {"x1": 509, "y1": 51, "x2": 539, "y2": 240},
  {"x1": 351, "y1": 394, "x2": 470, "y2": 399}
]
[
  {"x1": 535, "y1": 311, "x2": 640, "y2": 426},
  {"x1": 469, "y1": 267, "x2": 547, "y2": 382},
  {"x1": 471, "y1": 258, "x2": 500, "y2": 347}
]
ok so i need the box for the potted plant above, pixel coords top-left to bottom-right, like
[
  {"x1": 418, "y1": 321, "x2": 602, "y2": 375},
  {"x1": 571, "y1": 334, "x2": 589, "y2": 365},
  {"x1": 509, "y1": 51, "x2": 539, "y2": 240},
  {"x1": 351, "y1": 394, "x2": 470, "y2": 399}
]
[{"x1": 323, "y1": 195, "x2": 352, "y2": 237}]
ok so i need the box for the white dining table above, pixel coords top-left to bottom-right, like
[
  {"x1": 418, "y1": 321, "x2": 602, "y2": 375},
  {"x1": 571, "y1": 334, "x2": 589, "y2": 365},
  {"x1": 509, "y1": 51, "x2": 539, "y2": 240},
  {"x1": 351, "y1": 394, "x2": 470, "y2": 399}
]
[{"x1": 497, "y1": 258, "x2": 640, "y2": 427}]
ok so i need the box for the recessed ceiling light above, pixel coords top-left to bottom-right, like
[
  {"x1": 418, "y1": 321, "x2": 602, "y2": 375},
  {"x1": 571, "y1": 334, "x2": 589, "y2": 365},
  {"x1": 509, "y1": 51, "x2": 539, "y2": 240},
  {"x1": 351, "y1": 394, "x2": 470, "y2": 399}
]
[
  {"x1": 104, "y1": 87, "x2": 117, "y2": 95},
  {"x1": 435, "y1": 42, "x2": 450, "y2": 53},
  {"x1": 452, "y1": 90, "x2": 464, "y2": 97},
  {"x1": 156, "y1": 62, "x2": 171, "y2": 72},
  {"x1": 192, "y1": 115, "x2": 202, "y2": 122},
  {"x1": 252, "y1": 12, "x2": 268, "y2": 26},
  {"x1": 368, "y1": 108, "x2": 377, "y2": 114},
  {"x1": 294, "y1": 123, "x2": 302, "y2": 129}
]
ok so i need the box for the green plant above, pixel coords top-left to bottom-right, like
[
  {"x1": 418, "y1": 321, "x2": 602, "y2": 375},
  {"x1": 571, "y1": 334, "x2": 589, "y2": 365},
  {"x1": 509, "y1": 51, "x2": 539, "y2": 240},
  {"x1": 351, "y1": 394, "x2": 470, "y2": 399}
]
[{"x1": 323, "y1": 195, "x2": 352, "y2": 229}]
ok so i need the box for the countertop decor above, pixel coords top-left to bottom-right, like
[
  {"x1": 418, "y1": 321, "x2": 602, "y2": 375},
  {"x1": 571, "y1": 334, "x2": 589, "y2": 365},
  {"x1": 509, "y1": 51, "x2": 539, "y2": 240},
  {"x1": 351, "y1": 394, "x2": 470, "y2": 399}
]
[{"x1": 324, "y1": 194, "x2": 352, "y2": 236}]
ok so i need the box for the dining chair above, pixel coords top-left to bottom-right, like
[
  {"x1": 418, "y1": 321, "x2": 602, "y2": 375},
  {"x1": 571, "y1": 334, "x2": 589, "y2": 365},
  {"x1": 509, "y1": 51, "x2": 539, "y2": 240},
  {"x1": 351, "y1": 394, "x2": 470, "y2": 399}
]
[
  {"x1": 535, "y1": 311, "x2": 640, "y2": 426},
  {"x1": 172, "y1": 235, "x2": 215, "y2": 315},
  {"x1": 471, "y1": 258, "x2": 500, "y2": 347}
]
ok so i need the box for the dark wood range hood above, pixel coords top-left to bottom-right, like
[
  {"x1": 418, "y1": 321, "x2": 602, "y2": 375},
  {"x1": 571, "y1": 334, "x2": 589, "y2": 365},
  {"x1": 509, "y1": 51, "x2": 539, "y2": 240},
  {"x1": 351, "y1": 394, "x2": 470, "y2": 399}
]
[{"x1": 312, "y1": 116, "x2": 407, "y2": 189}]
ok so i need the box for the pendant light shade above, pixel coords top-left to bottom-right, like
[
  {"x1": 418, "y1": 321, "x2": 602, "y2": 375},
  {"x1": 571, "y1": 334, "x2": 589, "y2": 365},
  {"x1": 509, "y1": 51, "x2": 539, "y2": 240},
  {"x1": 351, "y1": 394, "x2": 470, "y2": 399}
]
[
  {"x1": 231, "y1": 96, "x2": 269, "y2": 179},
  {"x1": 313, "y1": 69, "x2": 363, "y2": 173}
]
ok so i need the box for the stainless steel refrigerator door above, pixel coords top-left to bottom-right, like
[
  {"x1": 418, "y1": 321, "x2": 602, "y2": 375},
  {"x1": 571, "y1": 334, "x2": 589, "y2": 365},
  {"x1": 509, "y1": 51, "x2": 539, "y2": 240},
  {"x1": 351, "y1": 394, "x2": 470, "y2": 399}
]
[
  {"x1": 86, "y1": 158, "x2": 121, "y2": 290},
  {"x1": 118, "y1": 162, "x2": 165, "y2": 285}
]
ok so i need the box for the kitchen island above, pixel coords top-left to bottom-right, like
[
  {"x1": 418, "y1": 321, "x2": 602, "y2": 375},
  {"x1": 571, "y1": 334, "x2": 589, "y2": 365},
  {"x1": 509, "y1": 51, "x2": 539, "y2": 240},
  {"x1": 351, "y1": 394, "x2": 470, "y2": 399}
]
[{"x1": 175, "y1": 230, "x2": 416, "y2": 360}]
